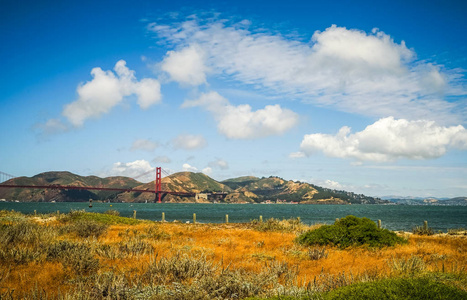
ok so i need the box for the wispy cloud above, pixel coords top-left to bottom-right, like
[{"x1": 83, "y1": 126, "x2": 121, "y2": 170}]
[
  {"x1": 153, "y1": 156, "x2": 172, "y2": 164},
  {"x1": 171, "y1": 134, "x2": 207, "y2": 150},
  {"x1": 130, "y1": 139, "x2": 159, "y2": 152},
  {"x1": 208, "y1": 158, "x2": 229, "y2": 170},
  {"x1": 100, "y1": 160, "x2": 155, "y2": 182},
  {"x1": 150, "y1": 17, "x2": 466, "y2": 124},
  {"x1": 34, "y1": 118, "x2": 69, "y2": 139}
]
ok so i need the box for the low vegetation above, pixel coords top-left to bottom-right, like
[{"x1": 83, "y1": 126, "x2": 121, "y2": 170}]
[
  {"x1": 0, "y1": 210, "x2": 466, "y2": 299},
  {"x1": 297, "y1": 215, "x2": 407, "y2": 248}
]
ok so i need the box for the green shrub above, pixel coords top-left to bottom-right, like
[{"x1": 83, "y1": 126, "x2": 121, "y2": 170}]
[
  {"x1": 251, "y1": 218, "x2": 305, "y2": 232},
  {"x1": 104, "y1": 209, "x2": 120, "y2": 216},
  {"x1": 0, "y1": 248, "x2": 43, "y2": 264},
  {"x1": 0, "y1": 221, "x2": 56, "y2": 247},
  {"x1": 388, "y1": 255, "x2": 427, "y2": 276},
  {"x1": 46, "y1": 240, "x2": 99, "y2": 276},
  {"x1": 325, "y1": 276, "x2": 467, "y2": 300},
  {"x1": 62, "y1": 210, "x2": 141, "y2": 225},
  {"x1": 61, "y1": 219, "x2": 108, "y2": 238},
  {"x1": 307, "y1": 247, "x2": 328, "y2": 260},
  {"x1": 412, "y1": 225, "x2": 435, "y2": 236},
  {"x1": 447, "y1": 228, "x2": 467, "y2": 235},
  {"x1": 297, "y1": 216, "x2": 406, "y2": 248}
]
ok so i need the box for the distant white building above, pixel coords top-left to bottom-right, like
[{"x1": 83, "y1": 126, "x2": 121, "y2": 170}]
[{"x1": 195, "y1": 193, "x2": 210, "y2": 201}]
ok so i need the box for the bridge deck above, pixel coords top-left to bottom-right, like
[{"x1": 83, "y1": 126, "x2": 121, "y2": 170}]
[{"x1": 0, "y1": 184, "x2": 195, "y2": 196}]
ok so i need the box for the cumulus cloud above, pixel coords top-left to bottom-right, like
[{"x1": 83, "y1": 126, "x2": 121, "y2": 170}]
[
  {"x1": 102, "y1": 160, "x2": 155, "y2": 182},
  {"x1": 130, "y1": 139, "x2": 159, "y2": 152},
  {"x1": 182, "y1": 163, "x2": 198, "y2": 172},
  {"x1": 202, "y1": 167, "x2": 212, "y2": 175},
  {"x1": 149, "y1": 18, "x2": 466, "y2": 124},
  {"x1": 309, "y1": 179, "x2": 346, "y2": 190},
  {"x1": 182, "y1": 91, "x2": 298, "y2": 139},
  {"x1": 172, "y1": 134, "x2": 207, "y2": 150},
  {"x1": 161, "y1": 44, "x2": 207, "y2": 86},
  {"x1": 63, "y1": 60, "x2": 161, "y2": 126},
  {"x1": 300, "y1": 117, "x2": 467, "y2": 162}
]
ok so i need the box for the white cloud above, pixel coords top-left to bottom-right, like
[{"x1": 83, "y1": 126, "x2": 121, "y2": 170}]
[
  {"x1": 172, "y1": 134, "x2": 207, "y2": 150},
  {"x1": 102, "y1": 160, "x2": 155, "y2": 182},
  {"x1": 161, "y1": 44, "x2": 207, "y2": 86},
  {"x1": 34, "y1": 118, "x2": 69, "y2": 138},
  {"x1": 183, "y1": 91, "x2": 299, "y2": 139},
  {"x1": 149, "y1": 18, "x2": 466, "y2": 124},
  {"x1": 289, "y1": 151, "x2": 306, "y2": 159},
  {"x1": 63, "y1": 60, "x2": 161, "y2": 126},
  {"x1": 300, "y1": 117, "x2": 467, "y2": 162},
  {"x1": 182, "y1": 163, "x2": 198, "y2": 172},
  {"x1": 309, "y1": 179, "x2": 345, "y2": 190},
  {"x1": 202, "y1": 167, "x2": 212, "y2": 175},
  {"x1": 153, "y1": 156, "x2": 172, "y2": 164},
  {"x1": 208, "y1": 158, "x2": 229, "y2": 170},
  {"x1": 130, "y1": 139, "x2": 159, "y2": 152}
]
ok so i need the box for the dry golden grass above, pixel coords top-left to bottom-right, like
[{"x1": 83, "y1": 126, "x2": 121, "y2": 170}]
[{"x1": 1, "y1": 216, "x2": 466, "y2": 298}]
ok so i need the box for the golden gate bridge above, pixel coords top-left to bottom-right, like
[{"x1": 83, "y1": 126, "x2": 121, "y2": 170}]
[{"x1": 0, "y1": 167, "x2": 193, "y2": 203}]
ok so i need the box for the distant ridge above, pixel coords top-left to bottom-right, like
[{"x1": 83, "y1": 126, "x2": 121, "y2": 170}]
[{"x1": 387, "y1": 197, "x2": 467, "y2": 206}]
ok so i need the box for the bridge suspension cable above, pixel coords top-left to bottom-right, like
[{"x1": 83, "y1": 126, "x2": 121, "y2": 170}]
[
  {"x1": 0, "y1": 171, "x2": 16, "y2": 183},
  {"x1": 132, "y1": 168, "x2": 156, "y2": 181}
]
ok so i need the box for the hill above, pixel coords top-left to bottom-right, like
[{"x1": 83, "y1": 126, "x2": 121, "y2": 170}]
[
  {"x1": 1, "y1": 171, "x2": 385, "y2": 204},
  {"x1": 0, "y1": 171, "x2": 141, "y2": 202},
  {"x1": 119, "y1": 172, "x2": 232, "y2": 203},
  {"x1": 222, "y1": 176, "x2": 385, "y2": 204}
]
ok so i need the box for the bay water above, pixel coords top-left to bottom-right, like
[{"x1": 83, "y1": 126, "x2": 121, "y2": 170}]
[{"x1": 1, "y1": 202, "x2": 466, "y2": 232}]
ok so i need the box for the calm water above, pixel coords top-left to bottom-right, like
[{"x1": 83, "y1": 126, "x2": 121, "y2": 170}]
[{"x1": 1, "y1": 202, "x2": 466, "y2": 231}]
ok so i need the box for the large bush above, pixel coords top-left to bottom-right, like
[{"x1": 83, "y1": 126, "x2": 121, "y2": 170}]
[{"x1": 297, "y1": 215, "x2": 406, "y2": 248}]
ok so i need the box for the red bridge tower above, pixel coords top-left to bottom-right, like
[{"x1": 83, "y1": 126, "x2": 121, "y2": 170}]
[{"x1": 155, "y1": 167, "x2": 162, "y2": 203}]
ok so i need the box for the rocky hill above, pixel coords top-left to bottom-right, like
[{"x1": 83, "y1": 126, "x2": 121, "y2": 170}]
[
  {"x1": 0, "y1": 171, "x2": 140, "y2": 202},
  {"x1": 222, "y1": 176, "x2": 385, "y2": 204},
  {"x1": 1, "y1": 171, "x2": 385, "y2": 204}
]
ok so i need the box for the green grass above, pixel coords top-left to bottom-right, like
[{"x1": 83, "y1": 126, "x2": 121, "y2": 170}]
[
  {"x1": 247, "y1": 275, "x2": 467, "y2": 300},
  {"x1": 324, "y1": 276, "x2": 467, "y2": 300},
  {"x1": 61, "y1": 209, "x2": 142, "y2": 225},
  {"x1": 296, "y1": 215, "x2": 406, "y2": 248},
  {"x1": 251, "y1": 217, "x2": 306, "y2": 233}
]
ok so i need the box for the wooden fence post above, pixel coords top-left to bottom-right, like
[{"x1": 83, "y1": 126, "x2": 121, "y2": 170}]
[
  {"x1": 226, "y1": 214, "x2": 229, "y2": 223},
  {"x1": 378, "y1": 220, "x2": 382, "y2": 229},
  {"x1": 193, "y1": 213, "x2": 196, "y2": 224},
  {"x1": 162, "y1": 212, "x2": 165, "y2": 222},
  {"x1": 424, "y1": 220, "x2": 428, "y2": 230},
  {"x1": 259, "y1": 215, "x2": 263, "y2": 223},
  {"x1": 133, "y1": 210, "x2": 136, "y2": 219}
]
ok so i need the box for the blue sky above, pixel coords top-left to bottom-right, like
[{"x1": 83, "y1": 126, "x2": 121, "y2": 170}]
[{"x1": 1, "y1": 0, "x2": 466, "y2": 198}]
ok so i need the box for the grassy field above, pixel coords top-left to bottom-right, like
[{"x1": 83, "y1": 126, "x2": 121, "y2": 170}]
[{"x1": 0, "y1": 210, "x2": 466, "y2": 299}]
